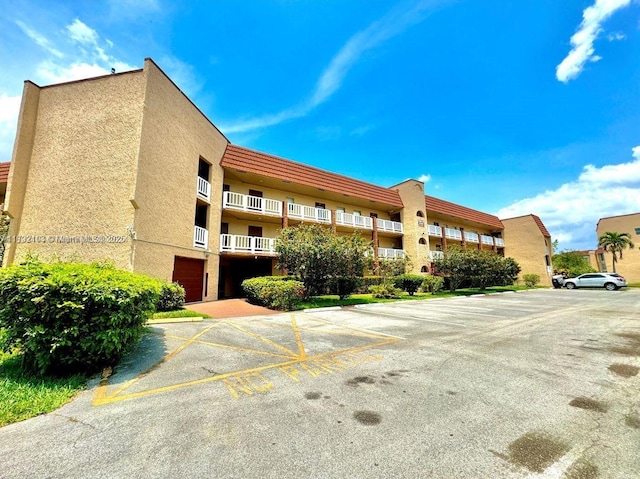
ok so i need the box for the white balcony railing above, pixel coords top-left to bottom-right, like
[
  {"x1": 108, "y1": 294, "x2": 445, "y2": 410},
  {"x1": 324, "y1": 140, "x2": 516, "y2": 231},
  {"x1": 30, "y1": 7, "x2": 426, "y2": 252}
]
[
  {"x1": 223, "y1": 191, "x2": 282, "y2": 217},
  {"x1": 194, "y1": 226, "x2": 208, "y2": 249},
  {"x1": 430, "y1": 250, "x2": 444, "y2": 261},
  {"x1": 481, "y1": 235, "x2": 495, "y2": 246},
  {"x1": 444, "y1": 227, "x2": 462, "y2": 241},
  {"x1": 428, "y1": 224, "x2": 442, "y2": 237},
  {"x1": 378, "y1": 248, "x2": 406, "y2": 259},
  {"x1": 335, "y1": 211, "x2": 373, "y2": 230},
  {"x1": 376, "y1": 218, "x2": 403, "y2": 234},
  {"x1": 464, "y1": 232, "x2": 479, "y2": 243},
  {"x1": 220, "y1": 234, "x2": 276, "y2": 255},
  {"x1": 197, "y1": 176, "x2": 211, "y2": 202},
  {"x1": 494, "y1": 238, "x2": 505, "y2": 247},
  {"x1": 287, "y1": 203, "x2": 331, "y2": 224}
]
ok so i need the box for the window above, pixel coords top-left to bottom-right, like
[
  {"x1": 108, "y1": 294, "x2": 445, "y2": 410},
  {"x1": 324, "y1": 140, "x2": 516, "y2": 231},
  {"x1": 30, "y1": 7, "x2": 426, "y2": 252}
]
[
  {"x1": 221, "y1": 222, "x2": 229, "y2": 235},
  {"x1": 248, "y1": 189, "x2": 263, "y2": 198},
  {"x1": 353, "y1": 210, "x2": 361, "y2": 216},
  {"x1": 417, "y1": 211, "x2": 425, "y2": 217},
  {"x1": 286, "y1": 197, "x2": 294, "y2": 204},
  {"x1": 370, "y1": 212, "x2": 378, "y2": 218},
  {"x1": 223, "y1": 184, "x2": 230, "y2": 192},
  {"x1": 419, "y1": 238, "x2": 427, "y2": 245},
  {"x1": 248, "y1": 226, "x2": 263, "y2": 237},
  {"x1": 337, "y1": 207, "x2": 345, "y2": 212},
  {"x1": 194, "y1": 204, "x2": 208, "y2": 228},
  {"x1": 635, "y1": 227, "x2": 640, "y2": 235},
  {"x1": 315, "y1": 202, "x2": 325, "y2": 209},
  {"x1": 421, "y1": 266, "x2": 428, "y2": 273},
  {"x1": 198, "y1": 158, "x2": 211, "y2": 181},
  {"x1": 545, "y1": 255, "x2": 550, "y2": 266}
]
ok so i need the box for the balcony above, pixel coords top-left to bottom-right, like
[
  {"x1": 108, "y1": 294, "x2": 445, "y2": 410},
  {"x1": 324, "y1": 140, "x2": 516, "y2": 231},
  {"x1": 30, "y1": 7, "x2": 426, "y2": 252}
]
[
  {"x1": 197, "y1": 177, "x2": 211, "y2": 202},
  {"x1": 464, "y1": 232, "x2": 479, "y2": 243},
  {"x1": 335, "y1": 211, "x2": 373, "y2": 230},
  {"x1": 223, "y1": 191, "x2": 282, "y2": 217},
  {"x1": 220, "y1": 234, "x2": 277, "y2": 255},
  {"x1": 429, "y1": 250, "x2": 444, "y2": 261},
  {"x1": 495, "y1": 238, "x2": 505, "y2": 247},
  {"x1": 287, "y1": 203, "x2": 331, "y2": 224},
  {"x1": 428, "y1": 224, "x2": 442, "y2": 237},
  {"x1": 376, "y1": 218, "x2": 403, "y2": 234},
  {"x1": 444, "y1": 227, "x2": 462, "y2": 241},
  {"x1": 194, "y1": 226, "x2": 208, "y2": 249},
  {"x1": 481, "y1": 235, "x2": 495, "y2": 246},
  {"x1": 378, "y1": 248, "x2": 406, "y2": 259}
]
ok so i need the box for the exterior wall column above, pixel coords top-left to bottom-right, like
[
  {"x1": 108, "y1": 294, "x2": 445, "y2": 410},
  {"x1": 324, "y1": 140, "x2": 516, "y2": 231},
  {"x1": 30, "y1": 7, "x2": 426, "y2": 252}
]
[
  {"x1": 372, "y1": 218, "x2": 379, "y2": 275},
  {"x1": 331, "y1": 209, "x2": 337, "y2": 234},
  {"x1": 460, "y1": 228, "x2": 466, "y2": 249},
  {"x1": 282, "y1": 201, "x2": 288, "y2": 229}
]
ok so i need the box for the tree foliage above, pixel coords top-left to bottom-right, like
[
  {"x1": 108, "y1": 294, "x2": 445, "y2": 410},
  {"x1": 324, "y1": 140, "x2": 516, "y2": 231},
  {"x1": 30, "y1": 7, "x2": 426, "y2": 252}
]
[
  {"x1": 433, "y1": 247, "x2": 521, "y2": 292},
  {"x1": 276, "y1": 225, "x2": 371, "y2": 299},
  {"x1": 598, "y1": 231, "x2": 635, "y2": 273},
  {"x1": 552, "y1": 251, "x2": 596, "y2": 277}
]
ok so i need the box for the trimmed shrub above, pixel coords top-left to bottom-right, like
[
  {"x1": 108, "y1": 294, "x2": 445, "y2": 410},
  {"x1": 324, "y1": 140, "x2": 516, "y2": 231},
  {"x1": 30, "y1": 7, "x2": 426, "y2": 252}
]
[
  {"x1": 369, "y1": 282, "x2": 403, "y2": 299},
  {"x1": 394, "y1": 274, "x2": 425, "y2": 296},
  {"x1": 157, "y1": 282, "x2": 186, "y2": 311},
  {"x1": 522, "y1": 273, "x2": 541, "y2": 288},
  {"x1": 0, "y1": 260, "x2": 162, "y2": 375},
  {"x1": 329, "y1": 276, "x2": 362, "y2": 300},
  {"x1": 242, "y1": 277, "x2": 305, "y2": 311},
  {"x1": 421, "y1": 275, "x2": 444, "y2": 294},
  {"x1": 356, "y1": 276, "x2": 386, "y2": 293}
]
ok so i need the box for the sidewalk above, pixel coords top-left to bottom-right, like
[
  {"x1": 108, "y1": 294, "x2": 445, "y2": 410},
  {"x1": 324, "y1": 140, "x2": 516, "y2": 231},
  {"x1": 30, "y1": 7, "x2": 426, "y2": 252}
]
[{"x1": 187, "y1": 298, "x2": 279, "y2": 319}]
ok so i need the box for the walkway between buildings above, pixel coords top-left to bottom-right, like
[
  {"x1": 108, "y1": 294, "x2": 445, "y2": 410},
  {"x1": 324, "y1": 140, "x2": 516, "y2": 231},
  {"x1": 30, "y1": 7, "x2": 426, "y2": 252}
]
[{"x1": 187, "y1": 298, "x2": 278, "y2": 319}]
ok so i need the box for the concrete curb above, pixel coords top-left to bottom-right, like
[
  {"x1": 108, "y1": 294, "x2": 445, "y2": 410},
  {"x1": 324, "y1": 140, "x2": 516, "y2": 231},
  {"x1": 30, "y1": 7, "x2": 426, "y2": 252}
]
[{"x1": 146, "y1": 317, "x2": 204, "y2": 325}]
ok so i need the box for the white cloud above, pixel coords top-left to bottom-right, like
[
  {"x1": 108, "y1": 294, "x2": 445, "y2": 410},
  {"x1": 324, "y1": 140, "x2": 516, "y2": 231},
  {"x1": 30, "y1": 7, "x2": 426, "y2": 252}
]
[
  {"x1": 15, "y1": 21, "x2": 64, "y2": 58},
  {"x1": 417, "y1": 174, "x2": 432, "y2": 183},
  {"x1": 66, "y1": 18, "x2": 99, "y2": 46},
  {"x1": 0, "y1": 95, "x2": 22, "y2": 161},
  {"x1": 607, "y1": 32, "x2": 626, "y2": 41},
  {"x1": 498, "y1": 146, "x2": 640, "y2": 250},
  {"x1": 221, "y1": 0, "x2": 443, "y2": 134},
  {"x1": 556, "y1": 0, "x2": 632, "y2": 83}
]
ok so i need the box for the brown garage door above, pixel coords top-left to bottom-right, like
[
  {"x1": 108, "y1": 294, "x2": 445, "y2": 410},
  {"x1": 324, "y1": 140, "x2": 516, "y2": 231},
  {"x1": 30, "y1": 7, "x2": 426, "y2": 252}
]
[{"x1": 172, "y1": 257, "x2": 205, "y2": 303}]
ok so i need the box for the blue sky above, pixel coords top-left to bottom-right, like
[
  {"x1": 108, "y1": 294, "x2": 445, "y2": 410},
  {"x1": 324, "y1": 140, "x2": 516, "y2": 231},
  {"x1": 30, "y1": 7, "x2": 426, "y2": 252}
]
[{"x1": 1, "y1": 0, "x2": 639, "y2": 251}]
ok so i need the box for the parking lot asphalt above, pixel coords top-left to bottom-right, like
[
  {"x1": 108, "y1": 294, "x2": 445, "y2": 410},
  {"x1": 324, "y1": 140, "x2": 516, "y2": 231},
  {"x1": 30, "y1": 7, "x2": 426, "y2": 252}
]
[{"x1": 1, "y1": 289, "x2": 639, "y2": 478}]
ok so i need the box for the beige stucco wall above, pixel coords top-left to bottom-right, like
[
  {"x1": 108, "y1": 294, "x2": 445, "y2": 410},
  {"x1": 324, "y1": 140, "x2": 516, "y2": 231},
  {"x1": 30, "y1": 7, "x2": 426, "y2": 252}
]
[
  {"x1": 502, "y1": 215, "x2": 553, "y2": 286},
  {"x1": 130, "y1": 59, "x2": 229, "y2": 300},
  {"x1": 596, "y1": 213, "x2": 640, "y2": 283},
  {"x1": 5, "y1": 72, "x2": 146, "y2": 267},
  {"x1": 392, "y1": 179, "x2": 429, "y2": 273}
]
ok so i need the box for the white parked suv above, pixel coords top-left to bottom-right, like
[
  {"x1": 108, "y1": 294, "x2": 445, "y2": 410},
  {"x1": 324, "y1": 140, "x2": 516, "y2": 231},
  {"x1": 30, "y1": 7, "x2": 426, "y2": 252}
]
[{"x1": 563, "y1": 273, "x2": 627, "y2": 291}]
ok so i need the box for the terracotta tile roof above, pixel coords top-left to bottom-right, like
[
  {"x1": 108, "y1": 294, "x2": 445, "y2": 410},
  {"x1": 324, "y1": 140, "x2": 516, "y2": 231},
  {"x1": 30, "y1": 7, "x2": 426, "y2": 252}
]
[
  {"x1": 531, "y1": 214, "x2": 551, "y2": 238},
  {"x1": 221, "y1": 144, "x2": 403, "y2": 207},
  {"x1": 0, "y1": 162, "x2": 9, "y2": 184},
  {"x1": 425, "y1": 195, "x2": 504, "y2": 230}
]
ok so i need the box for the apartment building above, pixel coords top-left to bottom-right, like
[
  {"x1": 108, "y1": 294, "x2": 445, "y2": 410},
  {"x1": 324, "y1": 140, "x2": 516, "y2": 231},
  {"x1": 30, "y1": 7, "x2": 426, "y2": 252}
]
[
  {"x1": 501, "y1": 214, "x2": 554, "y2": 286},
  {"x1": 596, "y1": 213, "x2": 640, "y2": 283},
  {"x1": 3, "y1": 58, "x2": 553, "y2": 301}
]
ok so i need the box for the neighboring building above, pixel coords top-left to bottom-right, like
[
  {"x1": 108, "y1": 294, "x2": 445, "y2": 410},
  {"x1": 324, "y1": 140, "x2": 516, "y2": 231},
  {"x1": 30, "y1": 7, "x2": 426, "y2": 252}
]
[
  {"x1": 576, "y1": 248, "x2": 607, "y2": 273},
  {"x1": 4, "y1": 58, "x2": 553, "y2": 300},
  {"x1": 596, "y1": 213, "x2": 640, "y2": 283},
  {"x1": 501, "y1": 214, "x2": 553, "y2": 286},
  {"x1": 0, "y1": 162, "x2": 9, "y2": 207},
  {"x1": 421, "y1": 194, "x2": 506, "y2": 267}
]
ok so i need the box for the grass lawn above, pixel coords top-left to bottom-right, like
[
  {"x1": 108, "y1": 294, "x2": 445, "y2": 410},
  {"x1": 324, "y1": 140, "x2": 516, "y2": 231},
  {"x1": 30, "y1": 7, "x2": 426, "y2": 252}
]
[
  {"x1": 151, "y1": 308, "x2": 211, "y2": 319},
  {"x1": 0, "y1": 350, "x2": 86, "y2": 428},
  {"x1": 299, "y1": 286, "x2": 530, "y2": 309}
]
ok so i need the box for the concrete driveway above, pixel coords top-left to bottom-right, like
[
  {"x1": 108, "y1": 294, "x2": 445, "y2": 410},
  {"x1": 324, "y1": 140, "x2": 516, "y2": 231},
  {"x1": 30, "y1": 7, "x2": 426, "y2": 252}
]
[{"x1": 1, "y1": 289, "x2": 639, "y2": 478}]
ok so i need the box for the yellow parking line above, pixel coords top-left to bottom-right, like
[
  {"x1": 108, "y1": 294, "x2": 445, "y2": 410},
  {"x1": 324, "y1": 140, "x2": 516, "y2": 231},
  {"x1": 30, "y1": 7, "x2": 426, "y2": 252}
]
[
  {"x1": 307, "y1": 316, "x2": 407, "y2": 340},
  {"x1": 163, "y1": 334, "x2": 295, "y2": 359},
  {"x1": 224, "y1": 321, "x2": 300, "y2": 357},
  {"x1": 92, "y1": 338, "x2": 398, "y2": 406},
  {"x1": 291, "y1": 315, "x2": 307, "y2": 359}
]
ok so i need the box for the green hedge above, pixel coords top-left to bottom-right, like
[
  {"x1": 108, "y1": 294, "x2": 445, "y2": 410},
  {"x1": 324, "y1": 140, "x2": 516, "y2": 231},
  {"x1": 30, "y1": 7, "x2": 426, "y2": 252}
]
[
  {"x1": 394, "y1": 274, "x2": 425, "y2": 296},
  {"x1": 421, "y1": 275, "x2": 444, "y2": 294},
  {"x1": 369, "y1": 282, "x2": 403, "y2": 299},
  {"x1": 0, "y1": 261, "x2": 162, "y2": 375},
  {"x1": 157, "y1": 282, "x2": 186, "y2": 311},
  {"x1": 356, "y1": 276, "x2": 387, "y2": 293},
  {"x1": 522, "y1": 273, "x2": 541, "y2": 288},
  {"x1": 242, "y1": 277, "x2": 305, "y2": 311}
]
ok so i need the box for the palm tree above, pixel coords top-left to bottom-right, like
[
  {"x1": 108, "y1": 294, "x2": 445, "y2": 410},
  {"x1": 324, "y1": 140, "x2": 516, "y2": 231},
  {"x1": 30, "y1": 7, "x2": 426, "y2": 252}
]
[{"x1": 598, "y1": 232, "x2": 635, "y2": 273}]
